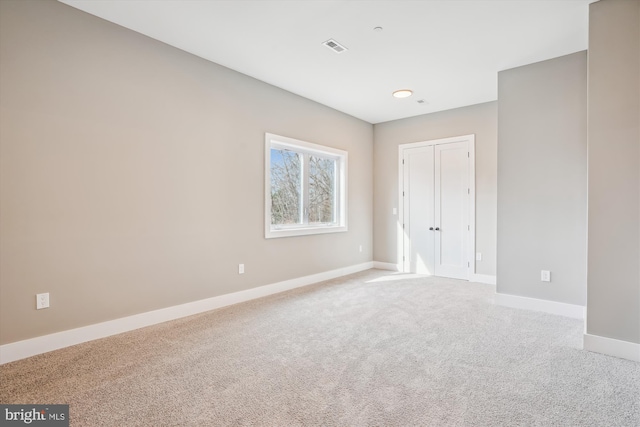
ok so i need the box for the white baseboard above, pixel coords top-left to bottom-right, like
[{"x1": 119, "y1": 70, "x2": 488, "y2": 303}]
[
  {"x1": 495, "y1": 292, "x2": 585, "y2": 319},
  {"x1": 584, "y1": 333, "x2": 640, "y2": 362},
  {"x1": 471, "y1": 274, "x2": 496, "y2": 285},
  {"x1": 372, "y1": 261, "x2": 400, "y2": 271},
  {"x1": 371, "y1": 265, "x2": 496, "y2": 285},
  {"x1": 0, "y1": 262, "x2": 374, "y2": 365}
]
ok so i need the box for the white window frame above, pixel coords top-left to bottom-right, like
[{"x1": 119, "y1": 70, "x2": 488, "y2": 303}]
[{"x1": 265, "y1": 133, "x2": 347, "y2": 239}]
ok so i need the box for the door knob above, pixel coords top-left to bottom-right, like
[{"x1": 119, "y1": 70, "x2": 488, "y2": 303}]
[
  {"x1": 429, "y1": 227, "x2": 434, "y2": 231},
  {"x1": 435, "y1": 227, "x2": 440, "y2": 231}
]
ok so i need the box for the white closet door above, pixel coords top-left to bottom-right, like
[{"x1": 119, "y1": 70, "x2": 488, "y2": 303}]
[
  {"x1": 404, "y1": 146, "x2": 435, "y2": 274},
  {"x1": 434, "y1": 141, "x2": 469, "y2": 280}
]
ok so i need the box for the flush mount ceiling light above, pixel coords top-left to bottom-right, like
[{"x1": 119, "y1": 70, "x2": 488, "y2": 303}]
[{"x1": 392, "y1": 89, "x2": 413, "y2": 98}]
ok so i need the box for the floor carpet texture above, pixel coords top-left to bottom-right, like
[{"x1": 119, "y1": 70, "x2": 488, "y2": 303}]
[{"x1": 1, "y1": 269, "x2": 639, "y2": 426}]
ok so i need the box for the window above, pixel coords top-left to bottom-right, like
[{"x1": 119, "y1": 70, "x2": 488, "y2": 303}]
[{"x1": 265, "y1": 133, "x2": 347, "y2": 238}]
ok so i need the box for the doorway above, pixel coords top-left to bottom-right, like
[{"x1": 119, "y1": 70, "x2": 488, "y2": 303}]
[{"x1": 399, "y1": 135, "x2": 475, "y2": 280}]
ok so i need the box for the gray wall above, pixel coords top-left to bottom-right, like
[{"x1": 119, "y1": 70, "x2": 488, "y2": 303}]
[
  {"x1": 587, "y1": 0, "x2": 640, "y2": 344},
  {"x1": 497, "y1": 52, "x2": 588, "y2": 306},
  {"x1": 0, "y1": 0, "x2": 373, "y2": 344},
  {"x1": 373, "y1": 102, "x2": 498, "y2": 276}
]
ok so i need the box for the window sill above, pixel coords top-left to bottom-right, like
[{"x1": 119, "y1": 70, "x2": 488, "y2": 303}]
[{"x1": 265, "y1": 225, "x2": 348, "y2": 239}]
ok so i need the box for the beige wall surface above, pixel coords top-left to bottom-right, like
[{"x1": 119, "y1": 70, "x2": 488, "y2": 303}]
[
  {"x1": 497, "y1": 51, "x2": 588, "y2": 306},
  {"x1": 0, "y1": 0, "x2": 373, "y2": 344},
  {"x1": 587, "y1": 0, "x2": 640, "y2": 344},
  {"x1": 372, "y1": 102, "x2": 498, "y2": 276}
]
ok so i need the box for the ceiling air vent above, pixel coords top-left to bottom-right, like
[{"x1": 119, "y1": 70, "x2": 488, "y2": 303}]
[{"x1": 323, "y1": 39, "x2": 348, "y2": 54}]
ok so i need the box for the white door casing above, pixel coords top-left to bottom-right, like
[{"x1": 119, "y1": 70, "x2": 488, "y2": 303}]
[{"x1": 399, "y1": 135, "x2": 475, "y2": 280}]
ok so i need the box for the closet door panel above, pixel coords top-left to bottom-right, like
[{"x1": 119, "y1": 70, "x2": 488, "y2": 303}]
[
  {"x1": 434, "y1": 141, "x2": 469, "y2": 280},
  {"x1": 404, "y1": 146, "x2": 435, "y2": 274}
]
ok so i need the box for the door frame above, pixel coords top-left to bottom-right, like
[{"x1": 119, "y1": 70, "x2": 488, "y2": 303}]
[{"x1": 398, "y1": 134, "x2": 476, "y2": 278}]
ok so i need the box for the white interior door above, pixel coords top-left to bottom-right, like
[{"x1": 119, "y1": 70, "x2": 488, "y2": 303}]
[
  {"x1": 404, "y1": 146, "x2": 435, "y2": 274},
  {"x1": 401, "y1": 137, "x2": 472, "y2": 280},
  {"x1": 434, "y1": 141, "x2": 469, "y2": 279}
]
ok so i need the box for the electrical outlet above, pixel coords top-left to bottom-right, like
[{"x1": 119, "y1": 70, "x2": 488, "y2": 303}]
[
  {"x1": 36, "y1": 293, "x2": 50, "y2": 310},
  {"x1": 476, "y1": 252, "x2": 482, "y2": 261},
  {"x1": 238, "y1": 264, "x2": 245, "y2": 274},
  {"x1": 541, "y1": 270, "x2": 551, "y2": 282},
  {"x1": 359, "y1": 245, "x2": 363, "y2": 253},
  {"x1": 393, "y1": 208, "x2": 397, "y2": 215}
]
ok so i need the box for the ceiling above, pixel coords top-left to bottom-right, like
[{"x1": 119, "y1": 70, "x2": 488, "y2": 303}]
[{"x1": 58, "y1": 0, "x2": 594, "y2": 124}]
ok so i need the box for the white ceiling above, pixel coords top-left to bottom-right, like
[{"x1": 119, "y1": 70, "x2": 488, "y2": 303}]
[{"x1": 59, "y1": 0, "x2": 594, "y2": 124}]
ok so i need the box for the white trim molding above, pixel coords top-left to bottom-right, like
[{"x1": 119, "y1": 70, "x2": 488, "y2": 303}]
[
  {"x1": 471, "y1": 274, "x2": 497, "y2": 285},
  {"x1": 0, "y1": 262, "x2": 374, "y2": 365},
  {"x1": 372, "y1": 265, "x2": 494, "y2": 282},
  {"x1": 372, "y1": 261, "x2": 401, "y2": 271},
  {"x1": 495, "y1": 292, "x2": 585, "y2": 319},
  {"x1": 583, "y1": 333, "x2": 640, "y2": 362}
]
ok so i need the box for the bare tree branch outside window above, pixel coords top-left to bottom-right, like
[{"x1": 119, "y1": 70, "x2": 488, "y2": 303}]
[
  {"x1": 309, "y1": 156, "x2": 335, "y2": 223},
  {"x1": 270, "y1": 149, "x2": 336, "y2": 226},
  {"x1": 270, "y1": 149, "x2": 301, "y2": 225}
]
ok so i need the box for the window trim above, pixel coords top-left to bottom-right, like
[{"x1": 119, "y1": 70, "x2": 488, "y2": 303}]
[{"x1": 265, "y1": 133, "x2": 348, "y2": 239}]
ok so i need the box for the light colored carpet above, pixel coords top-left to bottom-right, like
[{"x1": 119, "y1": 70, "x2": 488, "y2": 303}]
[{"x1": 1, "y1": 269, "x2": 639, "y2": 426}]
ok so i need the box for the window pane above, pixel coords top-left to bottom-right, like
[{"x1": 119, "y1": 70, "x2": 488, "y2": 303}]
[
  {"x1": 309, "y1": 155, "x2": 336, "y2": 224},
  {"x1": 270, "y1": 149, "x2": 302, "y2": 225}
]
